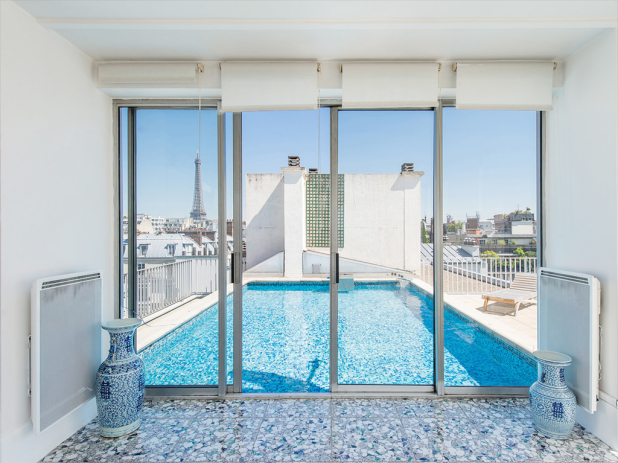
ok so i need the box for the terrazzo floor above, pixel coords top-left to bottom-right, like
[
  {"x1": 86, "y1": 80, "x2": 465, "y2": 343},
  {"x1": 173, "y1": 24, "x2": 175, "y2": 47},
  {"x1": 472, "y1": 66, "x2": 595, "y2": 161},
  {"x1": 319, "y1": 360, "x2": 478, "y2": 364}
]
[{"x1": 41, "y1": 397, "x2": 617, "y2": 463}]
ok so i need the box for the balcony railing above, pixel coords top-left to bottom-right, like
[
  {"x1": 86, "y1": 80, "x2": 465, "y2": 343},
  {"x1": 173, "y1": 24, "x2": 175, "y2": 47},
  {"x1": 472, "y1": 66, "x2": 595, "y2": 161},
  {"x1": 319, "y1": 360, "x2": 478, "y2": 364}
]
[
  {"x1": 419, "y1": 256, "x2": 537, "y2": 295},
  {"x1": 123, "y1": 256, "x2": 246, "y2": 319}
]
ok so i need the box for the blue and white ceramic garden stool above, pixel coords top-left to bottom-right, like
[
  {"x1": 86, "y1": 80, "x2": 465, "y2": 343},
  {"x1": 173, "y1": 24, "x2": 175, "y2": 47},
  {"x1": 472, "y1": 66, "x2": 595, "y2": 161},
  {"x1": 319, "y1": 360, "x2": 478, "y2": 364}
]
[
  {"x1": 95, "y1": 319, "x2": 145, "y2": 438},
  {"x1": 529, "y1": 350, "x2": 577, "y2": 439}
]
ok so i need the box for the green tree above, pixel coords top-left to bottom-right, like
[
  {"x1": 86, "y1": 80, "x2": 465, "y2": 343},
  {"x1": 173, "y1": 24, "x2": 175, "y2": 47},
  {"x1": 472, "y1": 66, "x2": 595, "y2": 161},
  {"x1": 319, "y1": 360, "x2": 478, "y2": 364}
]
[
  {"x1": 514, "y1": 247, "x2": 525, "y2": 257},
  {"x1": 498, "y1": 240, "x2": 507, "y2": 245},
  {"x1": 482, "y1": 250, "x2": 499, "y2": 258},
  {"x1": 525, "y1": 251, "x2": 537, "y2": 258}
]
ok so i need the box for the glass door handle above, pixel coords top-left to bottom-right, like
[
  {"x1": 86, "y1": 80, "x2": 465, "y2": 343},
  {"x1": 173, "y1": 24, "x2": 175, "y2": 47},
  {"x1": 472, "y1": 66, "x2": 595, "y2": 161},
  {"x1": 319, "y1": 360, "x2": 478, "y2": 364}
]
[
  {"x1": 231, "y1": 252, "x2": 235, "y2": 284},
  {"x1": 336, "y1": 253, "x2": 340, "y2": 284}
]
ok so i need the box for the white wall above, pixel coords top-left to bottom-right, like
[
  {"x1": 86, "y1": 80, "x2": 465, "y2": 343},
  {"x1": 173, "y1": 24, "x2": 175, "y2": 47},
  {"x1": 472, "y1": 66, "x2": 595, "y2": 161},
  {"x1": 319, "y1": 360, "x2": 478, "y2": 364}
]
[
  {"x1": 247, "y1": 172, "x2": 424, "y2": 275},
  {"x1": 283, "y1": 168, "x2": 306, "y2": 277},
  {"x1": 340, "y1": 173, "x2": 423, "y2": 273},
  {"x1": 0, "y1": 2, "x2": 113, "y2": 462},
  {"x1": 544, "y1": 29, "x2": 618, "y2": 448},
  {"x1": 245, "y1": 173, "x2": 284, "y2": 270}
]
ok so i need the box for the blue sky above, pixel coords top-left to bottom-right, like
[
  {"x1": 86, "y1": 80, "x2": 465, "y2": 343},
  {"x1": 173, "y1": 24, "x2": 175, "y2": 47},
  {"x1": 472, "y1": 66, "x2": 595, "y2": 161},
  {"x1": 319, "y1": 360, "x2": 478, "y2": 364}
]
[{"x1": 122, "y1": 107, "x2": 537, "y2": 222}]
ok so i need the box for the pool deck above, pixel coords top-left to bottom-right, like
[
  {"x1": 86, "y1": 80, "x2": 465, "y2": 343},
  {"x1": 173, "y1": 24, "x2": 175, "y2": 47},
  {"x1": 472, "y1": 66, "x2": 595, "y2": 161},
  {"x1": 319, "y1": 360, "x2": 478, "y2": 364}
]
[
  {"x1": 136, "y1": 275, "x2": 537, "y2": 357},
  {"x1": 410, "y1": 277, "x2": 537, "y2": 356}
]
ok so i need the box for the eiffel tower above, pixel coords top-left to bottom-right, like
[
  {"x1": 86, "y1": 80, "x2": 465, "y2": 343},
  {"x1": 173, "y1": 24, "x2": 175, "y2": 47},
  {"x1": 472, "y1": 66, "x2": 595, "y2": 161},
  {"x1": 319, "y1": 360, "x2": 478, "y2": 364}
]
[{"x1": 190, "y1": 150, "x2": 208, "y2": 221}]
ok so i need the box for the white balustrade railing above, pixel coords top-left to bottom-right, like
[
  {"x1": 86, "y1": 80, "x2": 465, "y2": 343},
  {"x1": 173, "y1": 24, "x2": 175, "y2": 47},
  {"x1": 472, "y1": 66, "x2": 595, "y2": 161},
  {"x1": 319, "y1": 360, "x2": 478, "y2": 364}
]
[
  {"x1": 122, "y1": 255, "x2": 241, "y2": 319},
  {"x1": 419, "y1": 256, "x2": 537, "y2": 295}
]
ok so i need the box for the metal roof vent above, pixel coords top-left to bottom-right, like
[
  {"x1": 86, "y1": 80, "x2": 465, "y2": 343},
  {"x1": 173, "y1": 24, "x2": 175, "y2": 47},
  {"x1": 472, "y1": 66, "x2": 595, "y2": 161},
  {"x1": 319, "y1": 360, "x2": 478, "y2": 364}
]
[
  {"x1": 308, "y1": 168, "x2": 318, "y2": 174},
  {"x1": 401, "y1": 163, "x2": 415, "y2": 173},
  {"x1": 288, "y1": 156, "x2": 300, "y2": 167}
]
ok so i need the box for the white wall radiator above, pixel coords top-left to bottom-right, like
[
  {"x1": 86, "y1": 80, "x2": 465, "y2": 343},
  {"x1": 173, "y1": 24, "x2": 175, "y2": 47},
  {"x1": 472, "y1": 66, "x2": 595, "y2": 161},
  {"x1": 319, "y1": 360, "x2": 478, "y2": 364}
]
[
  {"x1": 30, "y1": 271, "x2": 101, "y2": 434},
  {"x1": 538, "y1": 267, "x2": 601, "y2": 413}
]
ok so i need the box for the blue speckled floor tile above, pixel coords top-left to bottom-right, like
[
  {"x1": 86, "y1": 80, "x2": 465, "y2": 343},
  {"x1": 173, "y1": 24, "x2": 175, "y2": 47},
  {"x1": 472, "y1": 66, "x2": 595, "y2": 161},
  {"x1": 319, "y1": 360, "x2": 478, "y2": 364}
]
[
  {"x1": 200, "y1": 399, "x2": 271, "y2": 418},
  {"x1": 332, "y1": 417, "x2": 413, "y2": 461},
  {"x1": 41, "y1": 418, "x2": 190, "y2": 462},
  {"x1": 459, "y1": 398, "x2": 531, "y2": 420},
  {"x1": 249, "y1": 417, "x2": 331, "y2": 461},
  {"x1": 332, "y1": 399, "x2": 398, "y2": 417},
  {"x1": 477, "y1": 418, "x2": 539, "y2": 461},
  {"x1": 402, "y1": 417, "x2": 495, "y2": 462},
  {"x1": 394, "y1": 398, "x2": 467, "y2": 418},
  {"x1": 39, "y1": 398, "x2": 618, "y2": 463},
  {"x1": 167, "y1": 418, "x2": 261, "y2": 462},
  {"x1": 266, "y1": 399, "x2": 331, "y2": 417},
  {"x1": 142, "y1": 399, "x2": 209, "y2": 419}
]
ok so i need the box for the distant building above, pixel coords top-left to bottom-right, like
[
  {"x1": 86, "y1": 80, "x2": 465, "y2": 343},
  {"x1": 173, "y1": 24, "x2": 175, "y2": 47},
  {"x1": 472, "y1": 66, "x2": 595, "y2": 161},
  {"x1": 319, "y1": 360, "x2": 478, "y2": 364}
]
[
  {"x1": 123, "y1": 233, "x2": 205, "y2": 260},
  {"x1": 479, "y1": 219, "x2": 495, "y2": 233}
]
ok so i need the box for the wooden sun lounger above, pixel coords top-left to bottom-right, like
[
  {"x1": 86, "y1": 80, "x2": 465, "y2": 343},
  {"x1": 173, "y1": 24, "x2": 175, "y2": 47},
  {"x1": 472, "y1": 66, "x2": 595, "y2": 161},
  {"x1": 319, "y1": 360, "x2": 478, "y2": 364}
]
[{"x1": 482, "y1": 273, "x2": 537, "y2": 316}]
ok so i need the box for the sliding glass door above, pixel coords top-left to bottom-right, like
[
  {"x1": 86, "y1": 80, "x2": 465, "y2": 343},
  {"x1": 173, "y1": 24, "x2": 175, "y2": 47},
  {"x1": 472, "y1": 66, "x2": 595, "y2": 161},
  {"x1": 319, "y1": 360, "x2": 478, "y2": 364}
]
[
  {"x1": 442, "y1": 107, "x2": 538, "y2": 391},
  {"x1": 118, "y1": 101, "x2": 542, "y2": 396},
  {"x1": 120, "y1": 106, "x2": 223, "y2": 392},
  {"x1": 333, "y1": 109, "x2": 435, "y2": 390},
  {"x1": 231, "y1": 109, "x2": 331, "y2": 393}
]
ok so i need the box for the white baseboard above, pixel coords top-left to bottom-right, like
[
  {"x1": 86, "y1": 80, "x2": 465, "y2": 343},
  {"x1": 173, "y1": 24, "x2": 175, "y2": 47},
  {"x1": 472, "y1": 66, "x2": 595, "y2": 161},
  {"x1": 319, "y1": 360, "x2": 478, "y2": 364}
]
[
  {"x1": 577, "y1": 398, "x2": 618, "y2": 449},
  {"x1": 1, "y1": 397, "x2": 97, "y2": 463}
]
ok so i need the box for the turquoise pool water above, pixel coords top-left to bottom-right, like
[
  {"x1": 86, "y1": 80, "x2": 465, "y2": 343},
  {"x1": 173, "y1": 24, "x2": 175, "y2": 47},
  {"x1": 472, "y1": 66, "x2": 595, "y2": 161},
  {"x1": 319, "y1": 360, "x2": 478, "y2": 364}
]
[{"x1": 139, "y1": 281, "x2": 536, "y2": 392}]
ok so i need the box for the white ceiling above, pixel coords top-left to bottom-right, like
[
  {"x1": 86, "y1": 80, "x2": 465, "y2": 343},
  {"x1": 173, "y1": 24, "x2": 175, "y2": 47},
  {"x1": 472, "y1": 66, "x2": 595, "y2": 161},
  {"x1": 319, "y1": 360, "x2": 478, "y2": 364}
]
[{"x1": 13, "y1": 1, "x2": 618, "y2": 62}]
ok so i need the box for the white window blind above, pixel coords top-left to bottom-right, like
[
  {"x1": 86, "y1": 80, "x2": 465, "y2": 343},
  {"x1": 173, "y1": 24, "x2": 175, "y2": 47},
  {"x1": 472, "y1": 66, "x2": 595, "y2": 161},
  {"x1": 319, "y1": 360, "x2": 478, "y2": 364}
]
[
  {"x1": 456, "y1": 62, "x2": 554, "y2": 110},
  {"x1": 221, "y1": 62, "x2": 318, "y2": 112},
  {"x1": 342, "y1": 62, "x2": 439, "y2": 108}
]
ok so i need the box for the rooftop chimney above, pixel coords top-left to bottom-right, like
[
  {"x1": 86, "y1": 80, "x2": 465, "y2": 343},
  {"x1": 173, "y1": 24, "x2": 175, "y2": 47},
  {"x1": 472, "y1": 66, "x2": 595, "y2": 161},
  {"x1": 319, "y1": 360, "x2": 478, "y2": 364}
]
[
  {"x1": 401, "y1": 163, "x2": 415, "y2": 173},
  {"x1": 288, "y1": 156, "x2": 300, "y2": 167}
]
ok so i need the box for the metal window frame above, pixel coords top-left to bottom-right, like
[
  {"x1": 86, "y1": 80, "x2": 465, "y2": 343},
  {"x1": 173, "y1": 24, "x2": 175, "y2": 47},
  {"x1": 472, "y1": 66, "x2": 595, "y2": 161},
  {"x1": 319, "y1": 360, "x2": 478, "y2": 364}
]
[
  {"x1": 232, "y1": 112, "x2": 243, "y2": 393},
  {"x1": 439, "y1": 102, "x2": 540, "y2": 397},
  {"x1": 113, "y1": 99, "x2": 543, "y2": 398},
  {"x1": 433, "y1": 100, "x2": 445, "y2": 396},
  {"x1": 331, "y1": 106, "x2": 439, "y2": 394},
  {"x1": 113, "y1": 99, "x2": 223, "y2": 397}
]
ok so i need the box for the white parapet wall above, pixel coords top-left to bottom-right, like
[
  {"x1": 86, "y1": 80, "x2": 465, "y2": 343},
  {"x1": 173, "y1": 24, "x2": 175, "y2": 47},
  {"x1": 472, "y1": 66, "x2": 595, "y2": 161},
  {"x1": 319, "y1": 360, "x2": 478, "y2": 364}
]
[
  {"x1": 334, "y1": 172, "x2": 423, "y2": 274},
  {"x1": 245, "y1": 173, "x2": 285, "y2": 270},
  {"x1": 246, "y1": 169, "x2": 423, "y2": 276},
  {"x1": 282, "y1": 167, "x2": 306, "y2": 277}
]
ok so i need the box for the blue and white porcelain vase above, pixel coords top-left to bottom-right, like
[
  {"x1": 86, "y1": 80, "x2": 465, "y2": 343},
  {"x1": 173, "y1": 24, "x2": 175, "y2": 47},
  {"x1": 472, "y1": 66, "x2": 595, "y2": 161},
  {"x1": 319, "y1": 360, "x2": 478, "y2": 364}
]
[
  {"x1": 95, "y1": 319, "x2": 144, "y2": 438},
  {"x1": 529, "y1": 350, "x2": 577, "y2": 439}
]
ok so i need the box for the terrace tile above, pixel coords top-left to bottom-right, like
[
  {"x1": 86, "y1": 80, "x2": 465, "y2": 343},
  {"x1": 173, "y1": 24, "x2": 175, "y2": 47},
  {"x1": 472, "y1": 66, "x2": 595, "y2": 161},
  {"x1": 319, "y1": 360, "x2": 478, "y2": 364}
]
[
  {"x1": 168, "y1": 418, "x2": 261, "y2": 462},
  {"x1": 477, "y1": 418, "x2": 540, "y2": 461},
  {"x1": 459, "y1": 398, "x2": 531, "y2": 420},
  {"x1": 401, "y1": 417, "x2": 495, "y2": 462},
  {"x1": 41, "y1": 418, "x2": 190, "y2": 462},
  {"x1": 200, "y1": 399, "x2": 271, "y2": 418},
  {"x1": 394, "y1": 398, "x2": 467, "y2": 418},
  {"x1": 332, "y1": 418, "x2": 414, "y2": 461},
  {"x1": 142, "y1": 399, "x2": 209, "y2": 419},
  {"x1": 332, "y1": 399, "x2": 399, "y2": 418},
  {"x1": 266, "y1": 399, "x2": 331, "y2": 418},
  {"x1": 249, "y1": 417, "x2": 331, "y2": 461},
  {"x1": 39, "y1": 398, "x2": 618, "y2": 463}
]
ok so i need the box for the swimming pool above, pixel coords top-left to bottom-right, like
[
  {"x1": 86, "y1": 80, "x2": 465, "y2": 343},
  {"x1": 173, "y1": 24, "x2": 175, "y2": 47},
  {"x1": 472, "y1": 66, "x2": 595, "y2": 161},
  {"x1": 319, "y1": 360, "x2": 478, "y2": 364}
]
[{"x1": 139, "y1": 281, "x2": 536, "y2": 392}]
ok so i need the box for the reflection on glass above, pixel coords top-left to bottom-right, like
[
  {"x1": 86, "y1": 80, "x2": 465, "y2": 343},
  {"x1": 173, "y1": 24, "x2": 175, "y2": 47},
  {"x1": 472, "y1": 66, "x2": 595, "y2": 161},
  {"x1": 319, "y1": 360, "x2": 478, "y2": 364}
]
[
  {"x1": 337, "y1": 110, "x2": 434, "y2": 385},
  {"x1": 442, "y1": 108, "x2": 538, "y2": 387}
]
